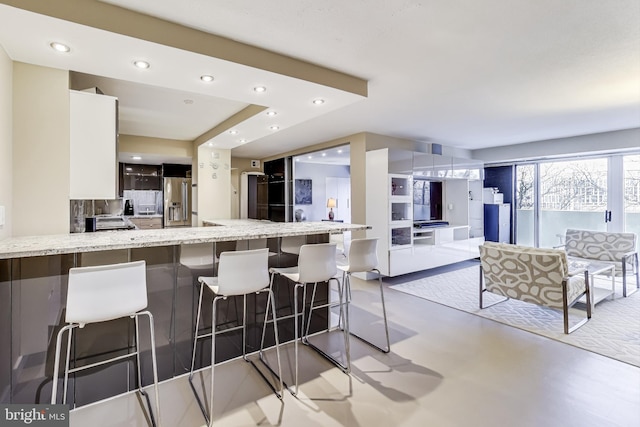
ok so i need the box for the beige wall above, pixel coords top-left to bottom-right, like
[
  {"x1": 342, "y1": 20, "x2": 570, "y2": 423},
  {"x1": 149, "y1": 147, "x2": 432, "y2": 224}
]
[
  {"x1": 13, "y1": 63, "x2": 70, "y2": 236},
  {"x1": 0, "y1": 45, "x2": 12, "y2": 239},
  {"x1": 119, "y1": 134, "x2": 193, "y2": 159},
  {"x1": 196, "y1": 145, "x2": 231, "y2": 224},
  {"x1": 349, "y1": 134, "x2": 367, "y2": 238}
]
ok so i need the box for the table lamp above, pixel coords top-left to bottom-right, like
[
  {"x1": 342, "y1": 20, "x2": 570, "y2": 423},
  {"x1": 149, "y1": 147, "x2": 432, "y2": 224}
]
[{"x1": 327, "y1": 198, "x2": 336, "y2": 220}]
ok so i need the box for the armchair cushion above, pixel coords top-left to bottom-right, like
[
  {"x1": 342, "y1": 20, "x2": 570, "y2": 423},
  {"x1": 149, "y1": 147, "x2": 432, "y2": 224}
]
[
  {"x1": 480, "y1": 242, "x2": 585, "y2": 310},
  {"x1": 564, "y1": 229, "x2": 637, "y2": 276}
]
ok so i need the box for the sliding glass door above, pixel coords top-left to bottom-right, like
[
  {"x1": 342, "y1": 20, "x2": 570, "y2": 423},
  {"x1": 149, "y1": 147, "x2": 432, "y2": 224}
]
[
  {"x1": 515, "y1": 164, "x2": 535, "y2": 247},
  {"x1": 624, "y1": 154, "x2": 640, "y2": 237},
  {"x1": 514, "y1": 154, "x2": 640, "y2": 247},
  {"x1": 538, "y1": 158, "x2": 608, "y2": 247}
]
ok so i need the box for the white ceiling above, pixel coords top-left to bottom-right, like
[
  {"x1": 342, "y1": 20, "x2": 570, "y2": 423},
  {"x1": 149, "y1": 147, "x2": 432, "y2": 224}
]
[
  {"x1": 70, "y1": 72, "x2": 247, "y2": 141},
  {"x1": 294, "y1": 145, "x2": 350, "y2": 166},
  {"x1": 2, "y1": 0, "x2": 639, "y2": 161}
]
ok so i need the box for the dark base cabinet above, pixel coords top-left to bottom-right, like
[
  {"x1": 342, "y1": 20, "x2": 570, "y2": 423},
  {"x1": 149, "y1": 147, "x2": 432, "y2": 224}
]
[
  {"x1": 484, "y1": 203, "x2": 511, "y2": 243},
  {"x1": 2, "y1": 235, "x2": 331, "y2": 406},
  {"x1": 0, "y1": 260, "x2": 9, "y2": 404}
]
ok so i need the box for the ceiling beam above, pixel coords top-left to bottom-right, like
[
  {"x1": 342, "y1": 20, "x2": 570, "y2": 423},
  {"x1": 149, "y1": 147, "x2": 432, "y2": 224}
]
[
  {"x1": 193, "y1": 104, "x2": 268, "y2": 148},
  {"x1": 1, "y1": 0, "x2": 368, "y2": 97}
]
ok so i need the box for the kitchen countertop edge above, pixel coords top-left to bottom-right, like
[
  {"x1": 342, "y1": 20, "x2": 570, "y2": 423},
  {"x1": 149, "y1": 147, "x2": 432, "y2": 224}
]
[{"x1": 0, "y1": 221, "x2": 370, "y2": 259}]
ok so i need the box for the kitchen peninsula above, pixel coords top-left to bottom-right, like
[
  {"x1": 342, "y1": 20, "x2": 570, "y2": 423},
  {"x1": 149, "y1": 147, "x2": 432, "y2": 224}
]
[
  {"x1": 0, "y1": 220, "x2": 365, "y2": 259},
  {"x1": 0, "y1": 221, "x2": 368, "y2": 407}
]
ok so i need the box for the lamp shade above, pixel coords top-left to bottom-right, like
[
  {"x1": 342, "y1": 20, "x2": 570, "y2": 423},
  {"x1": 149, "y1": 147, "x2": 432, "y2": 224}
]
[{"x1": 327, "y1": 198, "x2": 337, "y2": 208}]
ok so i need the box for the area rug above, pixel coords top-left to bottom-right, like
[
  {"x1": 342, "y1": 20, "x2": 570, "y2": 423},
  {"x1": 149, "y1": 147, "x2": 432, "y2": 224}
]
[{"x1": 388, "y1": 263, "x2": 640, "y2": 367}]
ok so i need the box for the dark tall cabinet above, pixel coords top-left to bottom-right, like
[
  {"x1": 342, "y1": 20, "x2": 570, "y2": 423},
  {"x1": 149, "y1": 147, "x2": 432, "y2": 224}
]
[
  {"x1": 264, "y1": 157, "x2": 293, "y2": 222},
  {"x1": 484, "y1": 203, "x2": 511, "y2": 243}
]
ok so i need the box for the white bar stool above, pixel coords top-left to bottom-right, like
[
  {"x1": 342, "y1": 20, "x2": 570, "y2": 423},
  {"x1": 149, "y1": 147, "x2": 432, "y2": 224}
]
[
  {"x1": 338, "y1": 238, "x2": 390, "y2": 353},
  {"x1": 264, "y1": 242, "x2": 349, "y2": 396},
  {"x1": 189, "y1": 248, "x2": 283, "y2": 426},
  {"x1": 51, "y1": 260, "x2": 161, "y2": 426}
]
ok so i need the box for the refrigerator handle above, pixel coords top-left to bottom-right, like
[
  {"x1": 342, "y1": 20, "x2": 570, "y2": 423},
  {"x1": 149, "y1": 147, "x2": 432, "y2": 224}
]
[{"x1": 182, "y1": 181, "x2": 188, "y2": 222}]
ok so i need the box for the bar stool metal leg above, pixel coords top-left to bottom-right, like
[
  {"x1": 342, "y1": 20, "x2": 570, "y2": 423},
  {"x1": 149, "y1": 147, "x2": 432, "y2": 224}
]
[
  {"x1": 344, "y1": 268, "x2": 390, "y2": 353},
  {"x1": 337, "y1": 238, "x2": 390, "y2": 354},
  {"x1": 139, "y1": 311, "x2": 162, "y2": 427},
  {"x1": 252, "y1": 289, "x2": 284, "y2": 398},
  {"x1": 51, "y1": 261, "x2": 162, "y2": 426},
  {"x1": 189, "y1": 248, "x2": 283, "y2": 425},
  {"x1": 302, "y1": 278, "x2": 351, "y2": 375}
]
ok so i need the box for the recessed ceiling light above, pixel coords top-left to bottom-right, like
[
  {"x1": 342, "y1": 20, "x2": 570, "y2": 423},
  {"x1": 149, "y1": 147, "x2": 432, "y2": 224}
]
[
  {"x1": 200, "y1": 74, "x2": 214, "y2": 82},
  {"x1": 307, "y1": 156, "x2": 312, "y2": 159},
  {"x1": 254, "y1": 86, "x2": 267, "y2": 93},
  {"x1": 337, "y1": 149, "x2": 343, "y2": 154},
  {"x1": 229, "y1": 130, "x2": 238, "y2": 135},
  {"x1": 269, "y1": 125, "x2": 279, "y2": 131},
  {"x1": 133, "y1": 60, "x2": 150, "y2": 69},
  {"x1": 132, "y1": 156, "x2": 142, "y2": 160},
  {"x1": 266, "y1": 111, "x2": 277, "y2": 116},
  {"x1": 322, "y1": 153, "x2": 327, "y2": 157},
  {"x1": 208, "y1": 142, "x2": 213, "y2": 147},
  {"x1": 50, "y1": 42, "x2": 70, "y2": 53},
  {"x1": 184, "y1": 99, "x2": 194, "y2": 104},
  {"x1": 239, "y1": 139, "x2": 247, "y2": 143},
  {"x1": 295, "y1": 158, "x2": 300, "y2": 162},
  {"x1": 312, "y1": 98, "x2": 325, "y2": 105}
]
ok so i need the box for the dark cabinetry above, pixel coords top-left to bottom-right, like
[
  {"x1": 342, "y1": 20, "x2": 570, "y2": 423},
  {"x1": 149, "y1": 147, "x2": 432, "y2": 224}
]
[
  {"x1": 120, "y1": 163, "x2": 162, "y2": 191},
  {"x1": 254, "y1": 175, "x2": 269, "y2": 220},
  {"x1": 162, "y1": 163, "x2": 191, "y2": 178},
  {"x1": 484, "y1": 203, "x2": 511, "y2": 243},
  {"x1": 264, "y1": 158, "x2": 293, "y2": 222}
]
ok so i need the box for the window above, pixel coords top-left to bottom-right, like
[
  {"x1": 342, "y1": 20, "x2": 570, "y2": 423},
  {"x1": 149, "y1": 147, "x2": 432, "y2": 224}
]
[{"x1": 514, "y1": 153, "x2": 640, "y2": 247}]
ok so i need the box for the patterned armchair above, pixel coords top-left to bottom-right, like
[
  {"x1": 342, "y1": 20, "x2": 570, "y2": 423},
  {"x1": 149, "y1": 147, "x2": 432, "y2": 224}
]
[
  {"x1": 479, "y1": 242, "x2": 591, "y2": 334},
  {"x1": 563, "y1": 229, "x2": 639, "y2": 297}
]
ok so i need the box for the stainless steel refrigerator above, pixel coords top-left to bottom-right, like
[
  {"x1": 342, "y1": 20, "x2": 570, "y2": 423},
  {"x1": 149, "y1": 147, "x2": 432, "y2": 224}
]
[{"x1": 163, "y1": 177, "x2": 192, "y2": 227}]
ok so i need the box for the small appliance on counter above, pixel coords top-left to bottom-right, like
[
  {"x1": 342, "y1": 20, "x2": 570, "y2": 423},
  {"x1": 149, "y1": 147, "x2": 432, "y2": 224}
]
[
  {"x1": 85, "y1": 215, "x2": 136, "y2": 232},
  {"x1": 124, "y1": 199, "x2": 134, "y2": 215}
]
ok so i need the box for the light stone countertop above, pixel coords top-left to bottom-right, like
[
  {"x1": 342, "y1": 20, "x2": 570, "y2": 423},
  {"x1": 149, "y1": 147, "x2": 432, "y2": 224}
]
[
  {"x1": 203, "y1": 219, "x2": 274, "y2": 227},
  {"x1": 0, "y1": 220, "x2": 369, "y2": 259}
]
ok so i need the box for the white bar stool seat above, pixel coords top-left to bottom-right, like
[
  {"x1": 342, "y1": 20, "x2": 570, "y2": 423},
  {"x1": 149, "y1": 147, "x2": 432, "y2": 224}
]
[
  {"x1": 265, "y1": 242, "x2": 349, "y2": 396},
  {"x1": 337, "y1": 238, "x2": 390, "y2": 353},
  {"x1": 51, "y1": 260, "x2": 161, "y2": 426},
  {"x1": 280, "y1": 235, "x2": 306, "y2": 255},
  {"x1": 180, "y1": 242, "x2": 216, "y2": 271},
  {"x1": 189, "y1": 248, "x2": 283, "y2": 426}
]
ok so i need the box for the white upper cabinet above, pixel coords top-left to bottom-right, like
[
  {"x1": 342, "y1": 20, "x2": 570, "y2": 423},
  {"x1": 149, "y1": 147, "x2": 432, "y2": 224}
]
[{"x1": 69, "y1": 90, "x2": 117, "y2": 200}]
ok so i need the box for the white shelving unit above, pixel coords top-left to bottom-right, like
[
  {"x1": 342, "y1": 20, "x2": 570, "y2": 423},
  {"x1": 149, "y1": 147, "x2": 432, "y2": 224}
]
[
  {"x1": 388, "y1": 174, "x2": 412, "y2": 249},
  {"x1": 366, "y1": 148, "x2": 485, "y2": 277}
]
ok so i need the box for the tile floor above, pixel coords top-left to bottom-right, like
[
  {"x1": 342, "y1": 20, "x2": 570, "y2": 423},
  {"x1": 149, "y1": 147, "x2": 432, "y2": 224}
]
[{"x1": 70, "y1": 267, "x2": 640, "y2": 427}]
